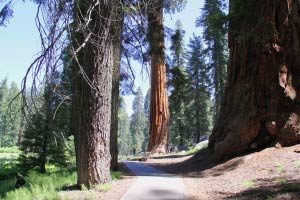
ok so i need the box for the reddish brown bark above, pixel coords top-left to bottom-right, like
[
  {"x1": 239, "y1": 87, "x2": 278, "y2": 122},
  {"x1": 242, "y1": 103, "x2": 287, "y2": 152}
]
[
  {"x1": 148, "y1": 0, "x2": 170, "y2": 154},
  {"x1": 209, "y1": 0, "x2": 300, "y2": 160}
]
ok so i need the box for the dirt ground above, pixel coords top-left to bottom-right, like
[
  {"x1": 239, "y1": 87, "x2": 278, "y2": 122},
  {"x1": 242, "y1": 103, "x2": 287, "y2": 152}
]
[{"x1": 146, "y1": 145, "x2": 300, "y2": 200}]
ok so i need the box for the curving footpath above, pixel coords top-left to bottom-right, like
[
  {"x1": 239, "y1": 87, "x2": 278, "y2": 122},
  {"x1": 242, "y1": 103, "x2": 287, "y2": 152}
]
[{"x1": 121, "y1": 161, "x2": 187, "y2": 200}]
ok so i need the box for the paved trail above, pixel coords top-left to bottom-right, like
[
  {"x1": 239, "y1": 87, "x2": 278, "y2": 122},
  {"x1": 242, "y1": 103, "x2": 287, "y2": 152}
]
[{"x1": 121, "y1": 161, "x2": 186, "y2": 200}]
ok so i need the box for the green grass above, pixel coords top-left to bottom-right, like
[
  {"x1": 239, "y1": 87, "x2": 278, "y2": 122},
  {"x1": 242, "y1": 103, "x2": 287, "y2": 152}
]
[
  {"x1": 1, "y1": 167, "x2": 124, "y2": 199},
  {"x1": 243, "y1": 180, "x2": 257, "y2": 187},
  {"x1": 275, "y1": 177, "x2": 286, "y2": 184},
  {"x1": 275, "y1": 163, "x2": 285, "y2": 174},
  {"x1": 0, "y1": 146, "x2": 124, "y2": 199},
  {"x1": 111, "y1": 171, "x2": 122, "y2": 180},
  {"x1": 96, "y1": 183, "x2": 112, "y2": 192},
  {"x1": 1, "y1": 169, "x2": 77, "y2": 200}
]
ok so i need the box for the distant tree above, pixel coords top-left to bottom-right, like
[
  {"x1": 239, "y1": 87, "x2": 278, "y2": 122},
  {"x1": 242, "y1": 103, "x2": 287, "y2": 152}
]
[
  {"x1": 130, "y1": 87, "x2": 147, "y2": 154},
  {"x1": 0, "y1": 79, "x2": 9, "y2": 147},
  {"x1": 168, "y1": 21, "x2": 190, "y2": 146},
  {"x1": 118, "y1": 98, "x2": 131, "y2": 156},
  {"x1": 7, "y1": 82, "x2": 22, "y2": 146},
  {"x1": 0, "y1": 79, "x2": 22, "y2": 147},
  {"x1": 143, "y1": 89, "x2": 150, "y2": 151},
  {"x1": 197, "y1": 0, "x2": 228, "y2": 122},
  {"x1": 187, "y1": 35, "x2": 212, "y2": 143}
]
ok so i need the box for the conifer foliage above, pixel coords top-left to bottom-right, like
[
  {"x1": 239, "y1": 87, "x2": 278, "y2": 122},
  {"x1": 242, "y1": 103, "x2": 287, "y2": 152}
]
[
  {"x1": 0, "y1": 79, "x2": 22, "y2": 147},
  {"x1": 130, "y1": 87, "x2": 147, "y2": 154},
  {"x1": 197, "y1": 0, "x2": 228, "y2": 122}
]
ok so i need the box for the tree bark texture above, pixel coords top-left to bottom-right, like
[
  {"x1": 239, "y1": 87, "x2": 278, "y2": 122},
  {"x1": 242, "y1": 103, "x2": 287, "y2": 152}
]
[
  {"x1": 72, "y1": 0, "x2": 114, "y2": 186},
  {"x1": 209, "y1": 0, "x2": 300, "y2": 160},
  {"x1": 148, "y1": 0, "x2": 170, "y2": 154},
  {"x1": 110, "y1": 6, "x2": 124, "y2": 171}
]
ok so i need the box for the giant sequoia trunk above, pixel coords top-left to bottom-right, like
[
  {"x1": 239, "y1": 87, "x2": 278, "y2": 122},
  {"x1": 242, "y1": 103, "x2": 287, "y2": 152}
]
[
  {"x1": 147, "y1": 0, "x2": 170, "y2": 154},
  {"x1": 110, "y1": 6, "x2": 124, "y2": 171},
  {"x1": 209, "y1": 0, "x2": 300, "y2": 160},
  {"x1": 72, "y1": 0, "x2": 114, "y2": 186}
]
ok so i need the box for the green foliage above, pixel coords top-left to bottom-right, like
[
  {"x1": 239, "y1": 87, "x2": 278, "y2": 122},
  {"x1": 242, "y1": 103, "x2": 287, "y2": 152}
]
[
  {"x1": 0, "y1": 79, "x2": 23, "y2": 147},
  {"x1": 1, "y1": 169, "x2": 76, "y2": 200},
  {"x1": 111, "y1": 171, "x2": 122, "y2": 180},
  {"x1": 130, "y1": 88, "x2": 147, "y2": 154},
  {"x1": 96, "y1": 184, "x2": 112, "y2": 192},
  {"x1": 243, "y1": 180, "x2": 257, "y2": 187},
  {"x1": 187, "y1": 35, "x2": 213, "y2": 143},
  {"x1": 168, "y1": 21, "x2": 191, "y2": 146},
  {"x1": 118, "y1": 98, "x2": 131, "y2": 156},
  {"x1": 284, "y1": 183, "x2": 300, "y2": 191},
  {"x1": 168, "y1": 22, "x2": 213, "y2": 146},
  {"x1": 275, "y1": 163, "x2": 286, "y2": 174},
  {"x1": 197, "y1": 0, "x2": 228, "y2": 122},
  {"x1": 0, "y1": 152, "x2": 19, "y2": 180},
  {"x1": 143, "y1": 89, "x2": 150, "y2": 151},
  {"x1": 19, "y1": 66, "x2": 74, "y2": 174},
  {"x1": 0, "y1": 146, "x2": 21, "y2": 154},
  {"x1": 275, "y1": 177, "x2": 286, "y2": 184}
]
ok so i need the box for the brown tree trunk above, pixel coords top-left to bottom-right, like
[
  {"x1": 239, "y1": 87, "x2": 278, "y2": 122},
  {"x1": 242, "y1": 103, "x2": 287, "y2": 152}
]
[
  {"x1": 72, "y1": 0, "x2": 114, "y2": 187},
  {"x1": 209, "y1": 0, "x2": 300, "y2": 161},
  {"x1": 147, "y1": 0, "x2": 170, "y2": 154},
  {"x1": 110, "y1": 6, "x2": 124, "y2": 171}
]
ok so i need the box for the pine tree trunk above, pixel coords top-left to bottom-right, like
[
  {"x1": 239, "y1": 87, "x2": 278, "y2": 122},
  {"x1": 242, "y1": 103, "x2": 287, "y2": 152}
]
[
  {"x1": 148, "y1": 0, "x2": 170, "y2": 154},
  {"x1": 110, "y1": 7, "x2": 124, "y2": 171},
  {"x1": 72, "y1": 0, "x2": 114, "y2": 187},
  {"x1": 209, "y1": 0, "x2": 300, "y2": 161}
]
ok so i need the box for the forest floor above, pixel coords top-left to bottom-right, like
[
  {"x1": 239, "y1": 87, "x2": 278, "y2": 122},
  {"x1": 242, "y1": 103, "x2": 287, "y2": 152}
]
[{"x1": 145, "y1": 145, "x2": 300, "y2": 200}]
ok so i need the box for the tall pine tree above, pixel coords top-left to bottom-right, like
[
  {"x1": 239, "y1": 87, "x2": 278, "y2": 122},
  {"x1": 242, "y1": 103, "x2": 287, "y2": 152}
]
[
  {"x1": 118, "y1": 97, "x2": 131, "y2": 156},
  {"x1": 187, "y1": 35, "x2": 212, "y2": 143},
  {"x1": 130, "y1": 87, "x2": 147, "y2": 154},
  {"x1": 197, "y1": 0, "x2": 228, "y2": 123},
  {"x1": 168, "y1": 21, "x2": 190, "y2": 146}
]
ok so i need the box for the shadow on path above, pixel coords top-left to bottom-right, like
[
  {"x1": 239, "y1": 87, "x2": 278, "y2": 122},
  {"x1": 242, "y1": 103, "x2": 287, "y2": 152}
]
[{"x1": 121, "y1": 161, "x2": 187, "y2": 200}]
